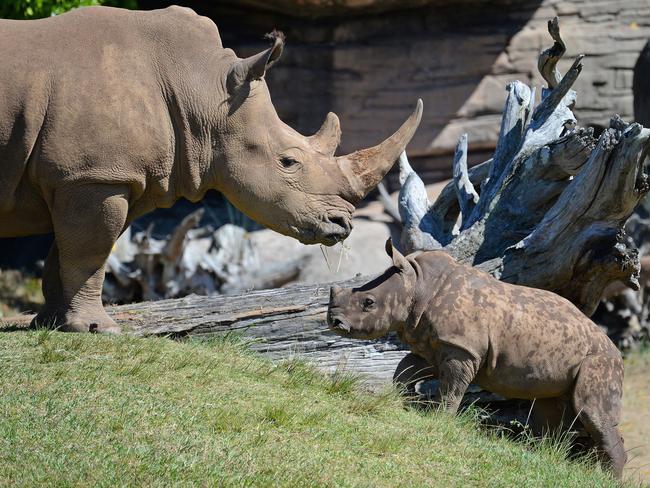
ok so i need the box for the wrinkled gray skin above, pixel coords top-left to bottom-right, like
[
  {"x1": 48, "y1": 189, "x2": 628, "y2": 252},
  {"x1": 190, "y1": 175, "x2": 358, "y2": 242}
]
[
  {"x1": 328, "y1": 240, "x2": 626, "y2": 479},
  {"x1": 0, "y1": 6, "x2": 422, "y2": 333}
]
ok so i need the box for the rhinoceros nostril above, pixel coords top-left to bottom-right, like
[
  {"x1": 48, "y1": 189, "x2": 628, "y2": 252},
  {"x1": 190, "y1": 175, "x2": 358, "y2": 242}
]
[
  {"x1": 331, "y1": 318, "x2": 351, "y2": 333},
  {"x1": 328, "y1": 215, "x2": 350, "y2": 233}
]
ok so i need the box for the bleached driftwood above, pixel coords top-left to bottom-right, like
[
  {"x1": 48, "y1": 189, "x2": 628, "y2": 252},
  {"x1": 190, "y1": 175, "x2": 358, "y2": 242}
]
[
  {"x1": 104, "y1": 209, "x2": 304, "y2": 304},
  {"x1": 388, "y1": 18, "x2": 650, "y2": 415},
  {"x1": 452, "y1": 134, "x2": 479, "y2": 230},
  {"x1": 593, "y1": 214, "x2": 650, "y2": 348},
  {"x1": 398, "y1": 18, "x2": 650, "y2": 316}
]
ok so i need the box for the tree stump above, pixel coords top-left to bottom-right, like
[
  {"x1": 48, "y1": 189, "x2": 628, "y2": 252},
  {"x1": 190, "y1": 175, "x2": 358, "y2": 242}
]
[
  {"x1": 398, "y1": 18, "x2": 650, "y2": 317},
  {"x1": 393, "y1": 17, "x2": 650, "y2": 418}
]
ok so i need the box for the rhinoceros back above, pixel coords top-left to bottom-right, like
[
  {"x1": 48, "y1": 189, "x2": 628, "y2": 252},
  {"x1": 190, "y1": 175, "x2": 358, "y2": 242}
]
[{"x1": 0, "y1": 6, "x2": 224, "y2": 214}]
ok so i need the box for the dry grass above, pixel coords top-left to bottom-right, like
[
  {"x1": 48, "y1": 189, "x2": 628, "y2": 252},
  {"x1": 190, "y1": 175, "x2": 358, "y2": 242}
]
[{"x1": 621, "y1": 347, "x2": 650, "y2": 485}]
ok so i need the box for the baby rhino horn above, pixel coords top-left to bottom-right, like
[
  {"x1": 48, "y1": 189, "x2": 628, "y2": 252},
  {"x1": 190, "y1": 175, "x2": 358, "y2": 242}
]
[{"x1": 336, "y1": 99, "x2": 423, "y2": 203}]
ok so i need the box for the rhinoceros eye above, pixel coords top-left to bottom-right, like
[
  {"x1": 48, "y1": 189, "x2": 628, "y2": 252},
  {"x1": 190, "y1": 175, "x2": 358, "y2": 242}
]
[
  {"x1": 279, "y1": 156, "x2": 301, "y2": 172},
  {"x1": 363, "y1": 296, "x2": 376, "y2": 310}
]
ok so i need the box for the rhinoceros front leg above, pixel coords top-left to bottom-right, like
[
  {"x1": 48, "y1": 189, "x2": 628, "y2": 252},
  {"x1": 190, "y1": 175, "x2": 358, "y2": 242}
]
[
  {"x1": 433, "y1": 347, "x2": 478, "y2": 414},
  {"x1": 33, "y1": 184, "x2": 129, "y2": 334},
  {"x1": 393, "y1": 352, "x2": 438, "y2": 397}
]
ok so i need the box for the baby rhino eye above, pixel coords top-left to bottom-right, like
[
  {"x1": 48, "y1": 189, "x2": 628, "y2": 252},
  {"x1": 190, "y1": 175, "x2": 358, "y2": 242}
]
[{"x1": 363, "y1": 297, "x2": 375, "y2": 309}]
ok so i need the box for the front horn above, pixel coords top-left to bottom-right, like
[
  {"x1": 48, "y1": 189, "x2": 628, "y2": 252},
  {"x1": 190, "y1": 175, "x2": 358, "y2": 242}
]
[{"x1": 336, "y1": 99, "x2": 423, "y2": 203}]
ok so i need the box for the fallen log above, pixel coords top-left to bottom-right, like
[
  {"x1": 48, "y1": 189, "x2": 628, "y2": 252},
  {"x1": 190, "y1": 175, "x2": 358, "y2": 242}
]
[
  {"x1": 110, "y1": 275, "x2": 409, "y2": 386},
  {"x1": 107, "y1": 280, "x2": 540, "y2": 425}
]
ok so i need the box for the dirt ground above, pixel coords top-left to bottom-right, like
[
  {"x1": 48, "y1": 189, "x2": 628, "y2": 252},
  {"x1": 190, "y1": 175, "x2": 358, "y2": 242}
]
[{"x1": 621, "y1": 350, "x2": 650, "y2": 485}]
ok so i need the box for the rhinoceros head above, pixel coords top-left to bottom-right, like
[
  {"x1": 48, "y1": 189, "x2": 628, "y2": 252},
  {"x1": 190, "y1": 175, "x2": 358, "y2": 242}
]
[
  {"x1": 328, "y1": 239, "x2": 416, "y2": 339},
  {"x1": 217, "y1": 36, "x2": 423, "y2": 246}
]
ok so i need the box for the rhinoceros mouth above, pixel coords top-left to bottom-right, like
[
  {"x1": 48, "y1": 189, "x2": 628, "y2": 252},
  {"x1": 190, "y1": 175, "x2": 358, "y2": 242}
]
[
  {"x1": 290, "y1": 213, "x2": 353, "y2": 246},
  {"x1": 320, "y1": 213, "x2": 352, "y2": 244}
]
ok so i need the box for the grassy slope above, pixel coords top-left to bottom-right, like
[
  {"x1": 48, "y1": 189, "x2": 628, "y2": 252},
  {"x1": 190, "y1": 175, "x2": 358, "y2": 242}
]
[{"x1": 0, "y1": 330, "x2": 623, "y2": 487}]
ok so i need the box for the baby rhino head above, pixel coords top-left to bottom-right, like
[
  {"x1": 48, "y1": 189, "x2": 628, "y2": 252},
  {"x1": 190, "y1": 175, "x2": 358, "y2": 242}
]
[{"x1": 327, "y1": 239, "x2": 415, "y2": 340}]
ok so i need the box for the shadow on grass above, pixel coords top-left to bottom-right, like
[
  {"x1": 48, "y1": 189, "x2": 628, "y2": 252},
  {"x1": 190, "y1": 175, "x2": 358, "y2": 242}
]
[{"x1": 396, "y1": 380, "x2": 601, "y2": 470}]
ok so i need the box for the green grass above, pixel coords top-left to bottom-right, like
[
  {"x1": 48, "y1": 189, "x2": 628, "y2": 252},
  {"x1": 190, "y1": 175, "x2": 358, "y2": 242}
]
[{"x1": 0, "y1": 330, "x2": 624, "y2": 487}]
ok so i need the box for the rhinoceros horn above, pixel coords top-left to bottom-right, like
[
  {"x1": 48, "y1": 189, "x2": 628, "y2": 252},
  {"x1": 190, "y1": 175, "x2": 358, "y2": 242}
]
[
  {"x1": 336, "y1": 99, "x2": 423, "y2": 203},
  {"x1": 308, "y1": 112, "x2": 341, "y2": 156}
]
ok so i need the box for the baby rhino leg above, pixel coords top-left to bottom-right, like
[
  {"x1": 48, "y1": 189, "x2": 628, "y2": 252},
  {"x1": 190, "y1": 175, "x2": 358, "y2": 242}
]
[
  {"x1": 530, "y1": 397, "x2": 573, "y2": 437},
  {"x1": 393, "y1": 353, "x2": 437, "y2": 397},
  {"x1": 433, "y1": 347, "x2": 477, "y2": 414},
  {"x1": 572, "y1": 354, "x2": 626, "y2": 479}
]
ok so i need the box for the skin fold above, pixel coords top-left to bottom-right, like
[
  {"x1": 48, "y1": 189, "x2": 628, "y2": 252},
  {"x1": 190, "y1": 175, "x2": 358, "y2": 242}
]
[
  {"x1": 328, "y1": 239, "x2": 627, "y2": 479},
  {"x1": 0, "y1": 6, "x2": 422, "y2": 333}
]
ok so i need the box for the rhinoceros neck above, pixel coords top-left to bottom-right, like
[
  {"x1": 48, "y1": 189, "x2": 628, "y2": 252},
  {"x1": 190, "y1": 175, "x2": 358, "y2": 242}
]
[
  {"x1": 160, "y1": 87, "x2": 215, "y2": 203},
  {"x1": 156, "y1": 61, "x2": 231, "y2": 206},
  {"x1": 143, "y1": 7, "x2": 233, "y2": 206},
  {"x1": 405, "y1": 252, "x2": 456, "y2": 330}
]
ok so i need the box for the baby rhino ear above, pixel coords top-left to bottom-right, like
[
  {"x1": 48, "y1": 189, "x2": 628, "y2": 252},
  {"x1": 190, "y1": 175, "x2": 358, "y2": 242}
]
[{"x1": 385, "y1": 238, "x2": 409, "y2": 272}]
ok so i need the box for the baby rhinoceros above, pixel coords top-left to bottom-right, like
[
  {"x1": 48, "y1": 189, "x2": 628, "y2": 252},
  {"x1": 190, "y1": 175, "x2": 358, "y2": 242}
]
[{"x1": 327, "y1": 239, "x2": 626, "y2": 478}]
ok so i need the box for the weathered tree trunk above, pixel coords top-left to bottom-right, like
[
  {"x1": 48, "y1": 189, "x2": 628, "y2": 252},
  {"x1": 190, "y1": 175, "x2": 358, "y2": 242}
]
[
  {"x1": 111, "y1": 276, "x2": 408, "y2": 385},
  {"x1": 398, "y1": 18, "x2": 650, "y2": 316}
]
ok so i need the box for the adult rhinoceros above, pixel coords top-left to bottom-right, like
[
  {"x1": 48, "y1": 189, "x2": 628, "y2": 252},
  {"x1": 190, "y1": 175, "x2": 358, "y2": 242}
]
[{"x1": 0, "y1": 5, "x2": 422, "y2": 333}]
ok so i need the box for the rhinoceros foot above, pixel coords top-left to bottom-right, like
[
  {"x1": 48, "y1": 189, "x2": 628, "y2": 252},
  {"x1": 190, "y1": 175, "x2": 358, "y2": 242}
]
[{"x1": 31, "y1": 307, "x2": 121, "y2": 334}]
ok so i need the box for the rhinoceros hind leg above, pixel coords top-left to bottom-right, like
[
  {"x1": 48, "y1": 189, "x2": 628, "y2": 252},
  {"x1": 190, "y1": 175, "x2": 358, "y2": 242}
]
[
  {"x1": 571, "y1": 354, "x2": 626, "y2": 479},
  {"x1": 31, "y1": 243, "x2": 66, "y2": 329},
  {"x1": 40, "y1": 184, "x2": 129, "y2": 334},
  {"x1": 529, "y1": 396, "x2": 573, "y2": 437}
]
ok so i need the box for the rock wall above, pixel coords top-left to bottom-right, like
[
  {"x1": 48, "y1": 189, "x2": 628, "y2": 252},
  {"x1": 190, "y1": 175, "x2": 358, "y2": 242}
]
[{"x1": 142, "y1": 0, "x2": 650, "y2": 188}]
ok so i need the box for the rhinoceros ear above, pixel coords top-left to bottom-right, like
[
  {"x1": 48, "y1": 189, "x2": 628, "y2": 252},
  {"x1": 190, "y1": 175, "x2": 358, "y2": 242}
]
[
  {"x1": 227, "y1": 33, "x2": 284, "y2": 96},
  {"x1": 385, "y1": 238, "x2": 409, "y2": 272}
]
